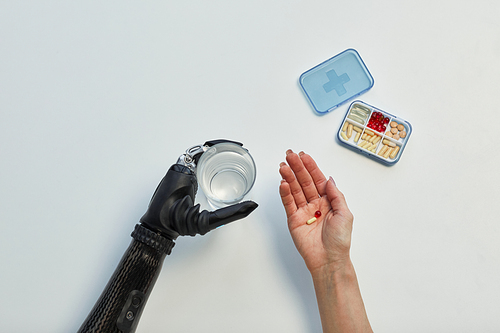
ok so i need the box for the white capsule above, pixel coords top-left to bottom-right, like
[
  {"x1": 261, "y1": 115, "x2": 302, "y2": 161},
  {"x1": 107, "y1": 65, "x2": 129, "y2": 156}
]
[{"x1": 306, "y1": 217, "x2": 317, "y2": 225}]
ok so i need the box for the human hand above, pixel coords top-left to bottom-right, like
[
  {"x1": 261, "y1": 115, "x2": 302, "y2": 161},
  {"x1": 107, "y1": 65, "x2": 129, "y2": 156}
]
[{"x1": 279, "y1": 150, "x2": 354, "y2": 275}]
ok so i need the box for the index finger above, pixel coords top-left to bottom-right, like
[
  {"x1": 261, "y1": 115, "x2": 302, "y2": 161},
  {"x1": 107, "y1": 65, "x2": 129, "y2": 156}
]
[
  {"x1": 279, "y1": 159, "x2": 308, "y2": 208},
  {"x1": 279, "y1": 179, "x2": 297, "y2": 218}
]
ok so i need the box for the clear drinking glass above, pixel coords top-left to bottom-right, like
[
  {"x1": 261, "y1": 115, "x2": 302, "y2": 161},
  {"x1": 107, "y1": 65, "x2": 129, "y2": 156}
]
[{"x1": 196, "y1": 142, "x2": 256, "y2": 208}]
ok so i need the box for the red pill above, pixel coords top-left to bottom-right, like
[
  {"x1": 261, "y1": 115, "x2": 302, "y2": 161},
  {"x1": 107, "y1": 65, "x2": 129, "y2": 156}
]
[{"x1": 315, "y1": 211, "x2": 321, "y2": 218}]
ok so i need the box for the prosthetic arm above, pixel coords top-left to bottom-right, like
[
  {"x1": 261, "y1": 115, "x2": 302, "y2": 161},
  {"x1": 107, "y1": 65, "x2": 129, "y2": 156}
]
[{"x1": 77, "y1": 140, "x2": 258, "y2": 333}]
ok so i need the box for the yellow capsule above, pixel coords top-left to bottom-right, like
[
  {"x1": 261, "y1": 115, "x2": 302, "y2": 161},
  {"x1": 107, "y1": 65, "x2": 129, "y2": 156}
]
[
  {"x1": 353, "y1": 126, "x2": 363, "y2": 133},
  {"x1": 364, "y1": 129, "x2": 374, "y2": 136},
  {"x1": 306, "y1": 217, "x2": 317, "y2": 225},
  {"x1": 383, "y1": 139, "x2": 396, "y2": 147},
  {"x1": 378, "y1": 145, "x2": 388, "y2": 156},
  {"x1": 390, "y1": 146, "x2": 400, "y2": 159},
  {"x1": 347, "y1": 123, "x2": 353, "y2": 138},
  {"x1": 383, "y1": 147, "x2": 393, "y2": 159}
]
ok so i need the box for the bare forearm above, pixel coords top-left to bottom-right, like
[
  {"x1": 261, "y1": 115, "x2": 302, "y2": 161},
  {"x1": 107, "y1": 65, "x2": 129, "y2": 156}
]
[{"x1": 312, "y1": 259, "x2": 373, "y2": 333}]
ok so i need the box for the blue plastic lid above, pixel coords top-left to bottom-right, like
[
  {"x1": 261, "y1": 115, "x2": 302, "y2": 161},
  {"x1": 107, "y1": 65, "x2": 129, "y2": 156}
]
[{"x1": 299, "y1": 49, "x2": 374, "y2": 114}]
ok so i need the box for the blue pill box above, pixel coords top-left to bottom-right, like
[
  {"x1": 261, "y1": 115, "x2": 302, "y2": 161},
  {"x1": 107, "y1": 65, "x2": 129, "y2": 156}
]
[
  {"x1": 299, "y1": 49, "x2": 374, "y2": 114},
  {"x1": 337, "y1": 101, "x2": 412, "y2": 166}
]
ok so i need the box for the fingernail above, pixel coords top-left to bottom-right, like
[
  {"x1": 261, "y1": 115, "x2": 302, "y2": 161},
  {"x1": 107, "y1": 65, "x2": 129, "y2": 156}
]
[
  {"x1": 298, "y1": 151, "x2": 305, "y2": 157},
  {"x1": 286, "y1": 149, "x2": 293, "y2": 155},
  {"x1": 279, "y1": 162, "x2": 286, "y2": 167},
  {"x1": 329, "y1": 176, "x2": 336, "y2": 187}
]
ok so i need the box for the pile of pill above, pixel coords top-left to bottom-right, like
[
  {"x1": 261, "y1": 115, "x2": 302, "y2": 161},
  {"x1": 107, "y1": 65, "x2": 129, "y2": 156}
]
[
  {"x1": 385, "y1": 121, "x2": 407, "y2": 141},
  {"x1": 340, "y1": 122, "x2": 363, "y2": 142},
  {"x1": 367, "y1": 111, "x2": 390, "y2": 133},
  {"x1": 346, "y1": 104, "x2": 370, "y2": 125},
  {"x1": 357, "y1": 129, "x2": 381, "y2": 153},
  {"x1": 378, "y1": 139, "x2": 400, "y2": 159}
]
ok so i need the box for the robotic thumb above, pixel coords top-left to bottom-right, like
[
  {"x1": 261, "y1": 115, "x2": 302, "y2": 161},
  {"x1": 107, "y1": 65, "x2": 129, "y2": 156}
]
[
  {"x1": 208, "y1": 201, "x2": 259, "y2": 230},
  {"x1": 170, "y1": 196, "x2": 258, "y2": 237}
]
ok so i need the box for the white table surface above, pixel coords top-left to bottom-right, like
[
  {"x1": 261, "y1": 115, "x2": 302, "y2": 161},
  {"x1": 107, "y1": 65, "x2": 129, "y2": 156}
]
[{"x1": 2, "y1": 1, "x2": 500, "y2": 332}]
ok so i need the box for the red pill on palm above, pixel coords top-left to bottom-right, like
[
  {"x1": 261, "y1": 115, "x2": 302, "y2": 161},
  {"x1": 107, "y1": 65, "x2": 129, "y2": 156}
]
[{"x1": 315, "y1": 211, "x2": 321, "y2": 218}]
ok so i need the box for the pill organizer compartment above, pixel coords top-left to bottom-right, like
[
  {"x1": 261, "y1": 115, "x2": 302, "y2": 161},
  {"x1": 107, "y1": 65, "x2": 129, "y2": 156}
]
[{"x1": 337, "y1": 101, "x2": 412, "y2": 165}]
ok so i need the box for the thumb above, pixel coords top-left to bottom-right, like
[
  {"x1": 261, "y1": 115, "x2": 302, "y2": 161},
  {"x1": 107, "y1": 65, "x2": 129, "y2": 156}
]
[{"x1": 207, "y1": 201, "x2": 259, "y2": 230}]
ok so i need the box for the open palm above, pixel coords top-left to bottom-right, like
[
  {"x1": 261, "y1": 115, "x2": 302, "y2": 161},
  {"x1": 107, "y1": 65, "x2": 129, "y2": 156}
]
[{"x1": 279, "y1": 150, "x2": 354, "y2": 274}]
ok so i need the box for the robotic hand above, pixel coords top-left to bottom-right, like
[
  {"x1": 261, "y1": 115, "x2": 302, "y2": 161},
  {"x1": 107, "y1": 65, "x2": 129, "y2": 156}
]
[{"x1": 77, "y1": 140, "x2": 258, "y2": 333}]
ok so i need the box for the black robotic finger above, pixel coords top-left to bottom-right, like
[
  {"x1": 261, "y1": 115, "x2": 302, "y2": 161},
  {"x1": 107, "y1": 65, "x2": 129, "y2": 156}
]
[
  {"x1": 207, "y1": 201, "x2": 258, "y2": 230},
  {"x1": 169, "y1": 195, "x2": 258, "y2": 236}
]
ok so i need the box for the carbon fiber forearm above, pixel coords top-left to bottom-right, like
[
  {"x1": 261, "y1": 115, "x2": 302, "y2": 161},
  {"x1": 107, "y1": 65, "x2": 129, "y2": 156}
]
[{"x1": 77, "y1": 225, "x2": 172, "y2": 333}]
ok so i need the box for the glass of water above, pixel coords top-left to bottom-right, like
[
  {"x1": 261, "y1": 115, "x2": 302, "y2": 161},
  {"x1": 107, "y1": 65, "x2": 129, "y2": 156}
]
[{"x1": 196, "y1": 142, "x2": 256, "y2": 208}]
